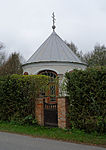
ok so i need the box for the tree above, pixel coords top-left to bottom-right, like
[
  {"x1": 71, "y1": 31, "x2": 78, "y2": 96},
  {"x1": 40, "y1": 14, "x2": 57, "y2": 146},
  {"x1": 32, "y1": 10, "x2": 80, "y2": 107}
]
[
  {"x1": 83, "y1": 44, "x2": 106, "y2": 67},
  {"x1": 65, "y1": 41, "x2": 77, "y2": 54},
  {"x1": 0, "y1": 52, "x2": 5, "y2": 66},
  {"x1": 0, "y1": 52, "x2": 23, "y2": 75},
  {"x1": 0, "y1": 42, "x2": 5, "y2": 66},
  {"x1": 0, "y1": 41, "x2": 4, "y2": 50},
  {"x1": 65, "y1": 41, "x2": 83, "y2": 61}
]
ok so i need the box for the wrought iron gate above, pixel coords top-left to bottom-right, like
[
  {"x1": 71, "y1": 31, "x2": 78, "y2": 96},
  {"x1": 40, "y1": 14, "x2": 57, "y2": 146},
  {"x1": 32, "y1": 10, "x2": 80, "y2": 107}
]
[{"x1": 44, "y1": 102, "x2": 58, "y2": 127}]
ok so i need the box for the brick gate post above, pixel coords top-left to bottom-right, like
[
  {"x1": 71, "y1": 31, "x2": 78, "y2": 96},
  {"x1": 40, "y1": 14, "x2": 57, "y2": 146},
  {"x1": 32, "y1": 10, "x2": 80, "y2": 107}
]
[
  {"x1": 57, "y1": 97, "x2": 69, "y2": 129},
  {"x1": 35, "y1": 98, "x2": 44, "y2": 126}
]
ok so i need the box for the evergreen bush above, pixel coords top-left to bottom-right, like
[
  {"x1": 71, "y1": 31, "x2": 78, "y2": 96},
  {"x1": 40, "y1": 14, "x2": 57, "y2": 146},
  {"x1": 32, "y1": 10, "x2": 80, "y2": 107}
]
[
  {"x1": 0, "y1": 74, "x2": 49, "y2": 125},
  {"x1": 65, "y1": 66, "x2": 106, "y2": 133}
]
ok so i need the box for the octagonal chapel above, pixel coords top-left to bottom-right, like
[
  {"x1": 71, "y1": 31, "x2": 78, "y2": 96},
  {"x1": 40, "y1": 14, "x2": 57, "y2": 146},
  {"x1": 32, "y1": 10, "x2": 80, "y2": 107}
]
[{"x1": 22, "y1": 13, "x2": 86, "y2": 102}]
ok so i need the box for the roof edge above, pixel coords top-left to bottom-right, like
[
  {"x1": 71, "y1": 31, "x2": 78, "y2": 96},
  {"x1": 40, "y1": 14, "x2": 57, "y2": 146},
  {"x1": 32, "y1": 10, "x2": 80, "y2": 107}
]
[{"x1": 22, "y1": 61, "x2": 87, "y2": 67}]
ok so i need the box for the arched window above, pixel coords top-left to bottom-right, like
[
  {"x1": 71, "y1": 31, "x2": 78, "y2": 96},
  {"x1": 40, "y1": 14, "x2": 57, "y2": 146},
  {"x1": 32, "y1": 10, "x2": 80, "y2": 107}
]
[
  {"x1": 24, "y1": 72, "x2": 28, "y2": 75},
  {"x1": 38, "y1": 70, "x2": 58, "y2": 102},
  {"x1": 38, "y1": 70, "x2": 57, "y2": 79}
]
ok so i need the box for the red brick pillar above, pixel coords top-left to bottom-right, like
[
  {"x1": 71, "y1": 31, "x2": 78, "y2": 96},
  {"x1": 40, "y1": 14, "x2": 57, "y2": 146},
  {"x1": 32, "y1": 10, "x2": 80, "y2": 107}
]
[
  {"x1": 58, "y1": 97, "x2": 68, "y2": 129},
  {"x1": 35, "y1": 98, "x2": 44, "y2": 126}
]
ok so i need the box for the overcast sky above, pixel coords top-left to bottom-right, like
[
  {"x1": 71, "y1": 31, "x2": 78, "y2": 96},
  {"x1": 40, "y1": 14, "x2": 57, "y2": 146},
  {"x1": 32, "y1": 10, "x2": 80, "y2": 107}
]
[{"x1": 0, "y1": 0, "x2": 106, "y2": 60}]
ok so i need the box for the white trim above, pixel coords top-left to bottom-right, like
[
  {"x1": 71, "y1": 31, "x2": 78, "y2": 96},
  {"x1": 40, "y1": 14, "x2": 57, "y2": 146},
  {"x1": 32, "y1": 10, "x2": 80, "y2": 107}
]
[{"x1": 23, "y1": 62, "x2": 86, "y2": 68}]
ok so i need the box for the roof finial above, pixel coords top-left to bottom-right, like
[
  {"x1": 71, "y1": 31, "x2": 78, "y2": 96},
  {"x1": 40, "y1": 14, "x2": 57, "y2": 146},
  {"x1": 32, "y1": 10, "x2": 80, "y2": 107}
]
[{"x1": 52, "y1": 12, "x2": 56, "y2": 31}]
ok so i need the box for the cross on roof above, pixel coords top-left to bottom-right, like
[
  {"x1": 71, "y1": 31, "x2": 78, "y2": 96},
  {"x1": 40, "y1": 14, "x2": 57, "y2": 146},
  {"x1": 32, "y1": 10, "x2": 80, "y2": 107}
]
[{"x1": 52, "y1": 12, "x2": 56, "y2": 31}]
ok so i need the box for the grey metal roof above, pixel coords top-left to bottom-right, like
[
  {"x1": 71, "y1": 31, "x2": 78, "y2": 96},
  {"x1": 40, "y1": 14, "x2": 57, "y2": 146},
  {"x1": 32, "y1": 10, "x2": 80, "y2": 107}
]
[{"x1": 26, "y1": 31, "x2": 83, "y2": 64}]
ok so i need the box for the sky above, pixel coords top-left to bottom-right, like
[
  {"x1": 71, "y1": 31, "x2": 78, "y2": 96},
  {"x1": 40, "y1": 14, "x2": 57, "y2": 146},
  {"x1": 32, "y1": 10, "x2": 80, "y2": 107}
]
[{"x1": 0, "y1": 0, "x2": 106, "y2": 60}]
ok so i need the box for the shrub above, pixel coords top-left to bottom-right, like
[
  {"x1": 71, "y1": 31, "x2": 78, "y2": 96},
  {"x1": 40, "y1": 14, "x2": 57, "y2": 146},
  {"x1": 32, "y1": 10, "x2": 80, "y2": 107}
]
[
  {"x1": 65, "y1": 66, "x2": 106, "y2": 133},
  {"x1": 0, "y1": 74, "x2": 49, "y2": 125}
]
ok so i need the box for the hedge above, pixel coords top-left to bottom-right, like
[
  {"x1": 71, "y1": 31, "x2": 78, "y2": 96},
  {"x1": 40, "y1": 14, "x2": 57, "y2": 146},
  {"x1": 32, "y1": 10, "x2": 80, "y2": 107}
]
[
  {"x1": 65, "y1": 67, "x2": 106, "y2": 133},
  {"x1": 0, "y1": 74, "x2": 49, "y2": 125}
]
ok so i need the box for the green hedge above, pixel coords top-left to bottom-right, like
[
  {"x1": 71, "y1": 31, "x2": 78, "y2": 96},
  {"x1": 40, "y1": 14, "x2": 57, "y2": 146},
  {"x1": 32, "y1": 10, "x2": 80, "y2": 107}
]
[
  {"x1": 65, "y1": 67, "x2": 106, "y2": 133},
  {"x1": 0, "y1": 74, "x2": 49, "y2": 125}
]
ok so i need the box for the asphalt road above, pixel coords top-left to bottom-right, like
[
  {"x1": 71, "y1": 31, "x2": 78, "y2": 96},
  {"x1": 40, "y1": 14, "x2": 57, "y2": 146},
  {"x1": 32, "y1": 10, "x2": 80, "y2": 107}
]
[{"x1": 0, "y1": 132, "x2": 105, "y2": 150}]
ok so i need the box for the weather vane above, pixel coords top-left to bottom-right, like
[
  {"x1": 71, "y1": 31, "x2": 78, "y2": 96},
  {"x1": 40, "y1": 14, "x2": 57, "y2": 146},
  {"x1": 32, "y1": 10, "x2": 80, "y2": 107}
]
[{"x1": 52, "y1": 12, "x2": 56, "y2": 31}]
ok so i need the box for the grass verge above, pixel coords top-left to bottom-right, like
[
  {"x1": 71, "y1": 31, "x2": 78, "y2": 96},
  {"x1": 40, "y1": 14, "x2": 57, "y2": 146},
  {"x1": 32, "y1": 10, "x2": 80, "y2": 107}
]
[{"x1": 0, "y1": 121, "x2": 106, "y2": 147}]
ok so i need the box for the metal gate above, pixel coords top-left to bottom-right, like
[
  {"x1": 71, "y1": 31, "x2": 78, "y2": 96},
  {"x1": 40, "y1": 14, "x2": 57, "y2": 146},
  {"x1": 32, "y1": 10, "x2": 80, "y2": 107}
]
[{"x1": 44, "y1": 102, "x2": 58, "y2": 127}]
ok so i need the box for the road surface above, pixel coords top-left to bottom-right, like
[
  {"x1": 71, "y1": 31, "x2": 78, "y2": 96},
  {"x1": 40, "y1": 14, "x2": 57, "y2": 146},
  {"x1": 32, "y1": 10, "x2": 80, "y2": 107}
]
[{"x1": 0, "y1": 132, "x2": 105, "y2": 150}]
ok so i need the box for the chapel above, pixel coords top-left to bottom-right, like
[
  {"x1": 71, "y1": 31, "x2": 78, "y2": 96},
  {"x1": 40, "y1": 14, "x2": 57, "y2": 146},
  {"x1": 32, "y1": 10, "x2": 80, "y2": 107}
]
[{"x1": 22, "y1": 13, "x2": 87, "y2": 102}]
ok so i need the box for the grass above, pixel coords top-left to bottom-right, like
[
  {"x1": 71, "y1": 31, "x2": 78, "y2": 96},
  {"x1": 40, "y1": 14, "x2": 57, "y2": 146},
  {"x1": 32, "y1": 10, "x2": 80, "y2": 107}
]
[{"x1": 0, "y1": 121, "x2": 106, "y2": 147}]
